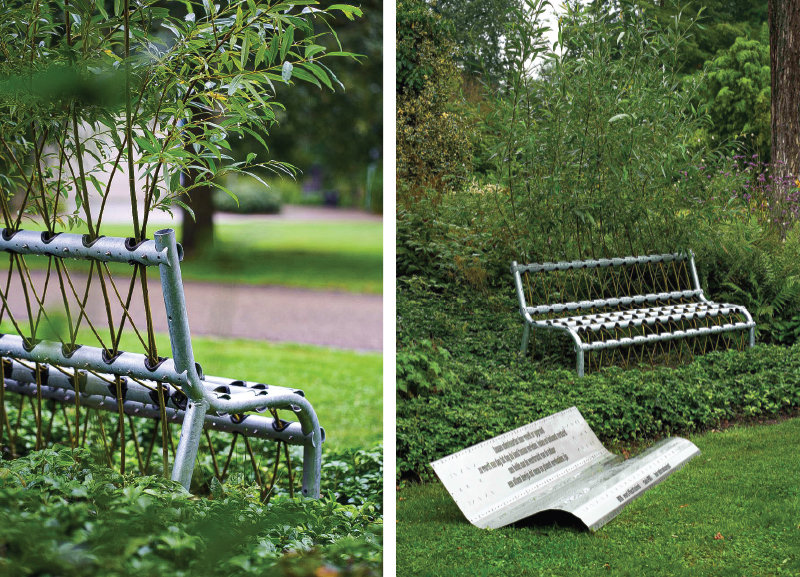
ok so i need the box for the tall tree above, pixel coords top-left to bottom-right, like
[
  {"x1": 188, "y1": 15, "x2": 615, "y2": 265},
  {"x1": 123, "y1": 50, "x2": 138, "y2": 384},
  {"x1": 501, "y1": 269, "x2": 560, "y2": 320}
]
[
  {"x1": 769, "y1": 0, "x2": 800, "y2": 179},
  {"x1": 181, "y1": 105, "x2": 214, "y2": 257},
  {"x1": 626, "y1": 0, "x2": 768, "y2": 73},
  {"x1": 429, "y1": 0, "x2": 522, "y2": 83}
]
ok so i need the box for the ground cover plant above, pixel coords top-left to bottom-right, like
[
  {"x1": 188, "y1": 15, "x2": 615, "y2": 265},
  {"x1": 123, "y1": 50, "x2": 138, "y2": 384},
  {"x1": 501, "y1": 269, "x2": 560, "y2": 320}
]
[
  {"x1": 397, "y1": 279, "x2": 800, "y2": 480},
  {"x1": 397, "y1": 418, "x2": 800, "y2": 577},
  {"x1": 0, "y1": 332, "x2": 383, "y2": 574},
  {"x1": 0, "y1": 445, "x2": 382, "y2": 576}
]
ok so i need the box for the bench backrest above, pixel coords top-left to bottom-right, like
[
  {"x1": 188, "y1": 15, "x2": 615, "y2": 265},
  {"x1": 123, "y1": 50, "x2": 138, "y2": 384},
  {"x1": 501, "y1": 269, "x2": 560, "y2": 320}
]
[
  {"x1": 511, "y1": 252, "x2": 704, "y2": 319},
  {"x1": 0, "y1": 228, "x2": 196, "y2": 390}
]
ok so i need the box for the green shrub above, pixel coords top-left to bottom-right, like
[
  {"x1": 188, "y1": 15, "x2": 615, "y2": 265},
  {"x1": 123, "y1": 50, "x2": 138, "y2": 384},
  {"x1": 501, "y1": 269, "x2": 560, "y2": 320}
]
[
  {"x1": 479, "y1": 0, "x2": 721, "y2": 263},
  {"x1": 701, "y1": 31, "x2": 771, "y2": 157},
  {"x1": 398, "y1": 344, "x2": 800, "y2": 482},
  {"x1": 397, "y1": 0, "x2": 472, "y2": 195},
  {"x1": 695, "y1": 220, "x2": 800, "y2": 345},
  {"x1": 397, "y1": 339, "x2": 459, "y2": 398},
  {"x1": 214, "y1": 176, "x2": 282, "y2": 214},
  {"x1": 396, "y1": 184, "x2": 520, "y2": 289}
]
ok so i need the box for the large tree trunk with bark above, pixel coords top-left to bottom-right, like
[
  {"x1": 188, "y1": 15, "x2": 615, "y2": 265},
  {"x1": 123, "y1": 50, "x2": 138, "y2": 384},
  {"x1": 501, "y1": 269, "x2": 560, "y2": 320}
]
[
  {"x1": 180, "y1": 186, "x2": 214, "y2": 258},
  {"x1": 180, "y1": 105, "x2": 215, "y2": 258},
  {"x1": 770, "y1": 0, "x2": 800, "y2": 180}
]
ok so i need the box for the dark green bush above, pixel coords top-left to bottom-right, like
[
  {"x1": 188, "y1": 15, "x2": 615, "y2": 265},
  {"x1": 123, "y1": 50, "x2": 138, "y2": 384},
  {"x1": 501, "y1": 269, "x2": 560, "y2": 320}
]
[
  {"x1": 397, "y1": 339, "x2": 458, "y2": 398},
  {"x1": 700, "y1": 29, "x2": 771, "y2": 158},
  {"x1": 397, "y1": 0, "x2": 472, "y2": 194},
  {"x1": 214, "y1": 180, "x2": 282, "y2": 214},
  {"x1": 695, "y1": 220, "x2": 800, "y2": 345},
  {"x1": 478, "y1": 0, "x2": 723, "y2": 263},
  {"x1": 398, "y1": 344, "x2": 800, "y2": 482}
]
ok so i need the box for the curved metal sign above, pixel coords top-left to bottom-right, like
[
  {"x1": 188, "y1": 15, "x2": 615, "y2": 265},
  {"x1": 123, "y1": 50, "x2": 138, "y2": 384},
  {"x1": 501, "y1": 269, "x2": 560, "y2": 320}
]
[{"x1": 431, "y1": 406, "x2": 700, "y2": 530}]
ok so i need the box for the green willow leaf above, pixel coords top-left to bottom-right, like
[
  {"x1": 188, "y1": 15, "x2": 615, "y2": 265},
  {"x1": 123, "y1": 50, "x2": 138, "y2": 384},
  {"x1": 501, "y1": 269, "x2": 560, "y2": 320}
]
[{"x1": 281, "y1": 60, "x2": 293, "y2": 83}]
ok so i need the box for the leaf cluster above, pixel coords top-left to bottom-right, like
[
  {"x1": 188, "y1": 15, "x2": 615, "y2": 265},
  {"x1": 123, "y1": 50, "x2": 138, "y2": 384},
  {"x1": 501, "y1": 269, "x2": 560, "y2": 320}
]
[
  {"x1": 396, "y1": 338, "x2": 458, "y2": 398},
  {"x1": 0, "y1": 0, "x2": 361, "y2": 236},
  {"x1": 479, "y1": 0, "x2": 725, "y2": 263},
  {"x1": 700, "y1": 31, "x2": 771, "y2": 158}
]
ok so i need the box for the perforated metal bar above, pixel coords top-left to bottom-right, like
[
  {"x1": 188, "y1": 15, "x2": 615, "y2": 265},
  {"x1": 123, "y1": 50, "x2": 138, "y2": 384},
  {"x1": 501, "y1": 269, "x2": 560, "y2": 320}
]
[
  {"x1": 153, "y1": 229, "x2": 322, "y2": 496},
  {"x1": 3, "y1": 358, "x2": 305, "y2": 414},
  {"x1": 3, "y1": 379, "x2": 322, "y2": 444},
  {"x1": 525, "y1": 290, "x2": 704, "y2": 316},
  {"x1": 0, "y1": 229, "x2": 171, "y2": 266},
  {"x1": 0, "y1": 334, "x2": 189, "y2": 387},
  {"x1": 538, "y1": 302, "x2": 746, "y2": 332},
  {"x1": 512, "y1": 253, "x2": 687, "y2": 274},
  {"x1": 580, "y1": 322, "x2": 754, "y2": 351}
]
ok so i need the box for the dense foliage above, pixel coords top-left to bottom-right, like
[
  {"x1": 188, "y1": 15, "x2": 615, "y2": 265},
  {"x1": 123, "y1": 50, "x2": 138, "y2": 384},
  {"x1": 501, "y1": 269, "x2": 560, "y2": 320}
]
[
  {"x1": 396, "y1": 0, "x2": 472, "y2": 194},
  {"x1": 0, "y1": 0, "x2": 361, "y2": 236},
  {"x1": 233, "y1": 0, "x2": 383, "y2": 207},
  {"x1": 396, "y1": 279, "x2": 800, "y2": 481},
  {"x1": 631, "y1": 0, "x2": 768, "y2": 73},
  {"x1": 429, "y1": 0, "x2": 522, "y2": 83},
  {"x1": 0, "y1": 444, "x2": 382, "y2": 576},
  {"x1": 701, "y1": 30, "x2": 771, "y2": 156},
  {"x1": 478, "y1": 0, "x2": 722, "y2": 262}
]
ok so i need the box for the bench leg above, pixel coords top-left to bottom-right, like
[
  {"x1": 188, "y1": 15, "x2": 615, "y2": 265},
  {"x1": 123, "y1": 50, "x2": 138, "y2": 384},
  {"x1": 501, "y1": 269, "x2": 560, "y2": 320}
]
[
  {"x1": 576, "y1": 348, "x2": 585, "y2": 378},
  {"x1": 520, "y1": 323, "x2": 531, "y2": 357},
  {"x1": 748, "y1": 327, "x2": 755, "y2": 348},
  {"x1": 302, "y1": 437, "x2": 323, "y2": 498},
  {"x1": 171, "y1": 398, "x2": 208, "y2": 490}
]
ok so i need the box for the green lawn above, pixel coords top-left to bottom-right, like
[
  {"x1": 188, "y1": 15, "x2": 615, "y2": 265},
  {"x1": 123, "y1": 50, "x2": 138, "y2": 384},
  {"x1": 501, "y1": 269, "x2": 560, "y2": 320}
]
[
  {"x1": 189, "y1": 335, "x2": 382, "y2": 448},
  {"x1": 397, "y1": 418, "x2": 800, "y2": 576},
  {"x1": 22, "y1": 219, "x2": 383, "y2": 294}
]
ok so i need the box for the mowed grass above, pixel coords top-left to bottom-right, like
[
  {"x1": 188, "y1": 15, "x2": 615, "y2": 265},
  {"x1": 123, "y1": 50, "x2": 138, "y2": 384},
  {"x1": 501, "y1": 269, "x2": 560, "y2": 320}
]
[
  {"x1": 397, "y1": 418, "x2": 800, "y2": 576},
  {"x1": 22, "y1": 219, "x2": 383, "y2": 293},
  {"x1": 189, "y1": 335, "x2": 382, "y2": 448}
]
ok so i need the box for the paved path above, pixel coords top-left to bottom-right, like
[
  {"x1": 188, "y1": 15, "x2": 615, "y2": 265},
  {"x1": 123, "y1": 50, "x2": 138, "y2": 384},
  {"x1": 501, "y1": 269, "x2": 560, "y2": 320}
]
[{"x1": 11, "y1": 272, "x2": 382, "y2": 352}]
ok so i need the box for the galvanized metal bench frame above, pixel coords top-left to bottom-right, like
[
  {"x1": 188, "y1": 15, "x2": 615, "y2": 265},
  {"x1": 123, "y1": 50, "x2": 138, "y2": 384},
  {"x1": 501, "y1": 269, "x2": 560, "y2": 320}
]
[
  {"x1": 511, "y1": 252, "x2": 756, "y2": 377},
  {"x1": 0, "y1": 228, "x2": 323, "y2": 496}
]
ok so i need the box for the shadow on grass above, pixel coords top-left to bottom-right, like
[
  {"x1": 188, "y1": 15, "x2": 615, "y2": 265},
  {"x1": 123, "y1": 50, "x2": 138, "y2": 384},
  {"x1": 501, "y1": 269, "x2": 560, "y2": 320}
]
[{"x1": 512, "y1": 510, "x2": 587, "y2": 532}]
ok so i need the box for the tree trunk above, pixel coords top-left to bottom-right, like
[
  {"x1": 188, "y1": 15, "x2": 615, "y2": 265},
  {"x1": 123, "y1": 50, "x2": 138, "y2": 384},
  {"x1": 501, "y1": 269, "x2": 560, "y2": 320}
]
[
  {"x1": 770, "y1": 0, "x2": 800, "y2": 181},
  {"x1": 180, "y1": 185, "x2": 214, "y2": 258},
  {"x1": 180, "y1": 104, "x2": 214, "y2": 258}
]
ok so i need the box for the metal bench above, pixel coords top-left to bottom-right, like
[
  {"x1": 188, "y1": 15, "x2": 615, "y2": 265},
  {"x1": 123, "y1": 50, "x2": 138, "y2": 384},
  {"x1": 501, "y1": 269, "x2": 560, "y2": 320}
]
[
  {"x1": 511, "y1": 252, "x2": 756, "y2": 376},
  {"x1": 0, "y1": 228, "x2": 323, "y2": 496}
]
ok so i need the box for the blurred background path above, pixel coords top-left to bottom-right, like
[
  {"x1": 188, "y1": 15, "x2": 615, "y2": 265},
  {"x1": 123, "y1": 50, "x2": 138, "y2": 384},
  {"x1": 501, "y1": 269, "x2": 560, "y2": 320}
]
[
  {"x1": 14, "y1": 271, "x2": 381, "y2": 351},
  {"x1": 16, "y1": 203, "x2": 383, "y2": 352}
]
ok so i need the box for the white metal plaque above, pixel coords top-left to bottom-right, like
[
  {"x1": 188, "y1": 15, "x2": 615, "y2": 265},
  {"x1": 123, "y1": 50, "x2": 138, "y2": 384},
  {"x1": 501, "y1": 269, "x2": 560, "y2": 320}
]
[{"x1": 431, "y1": 406, "x2": 700, "y2": 530}]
